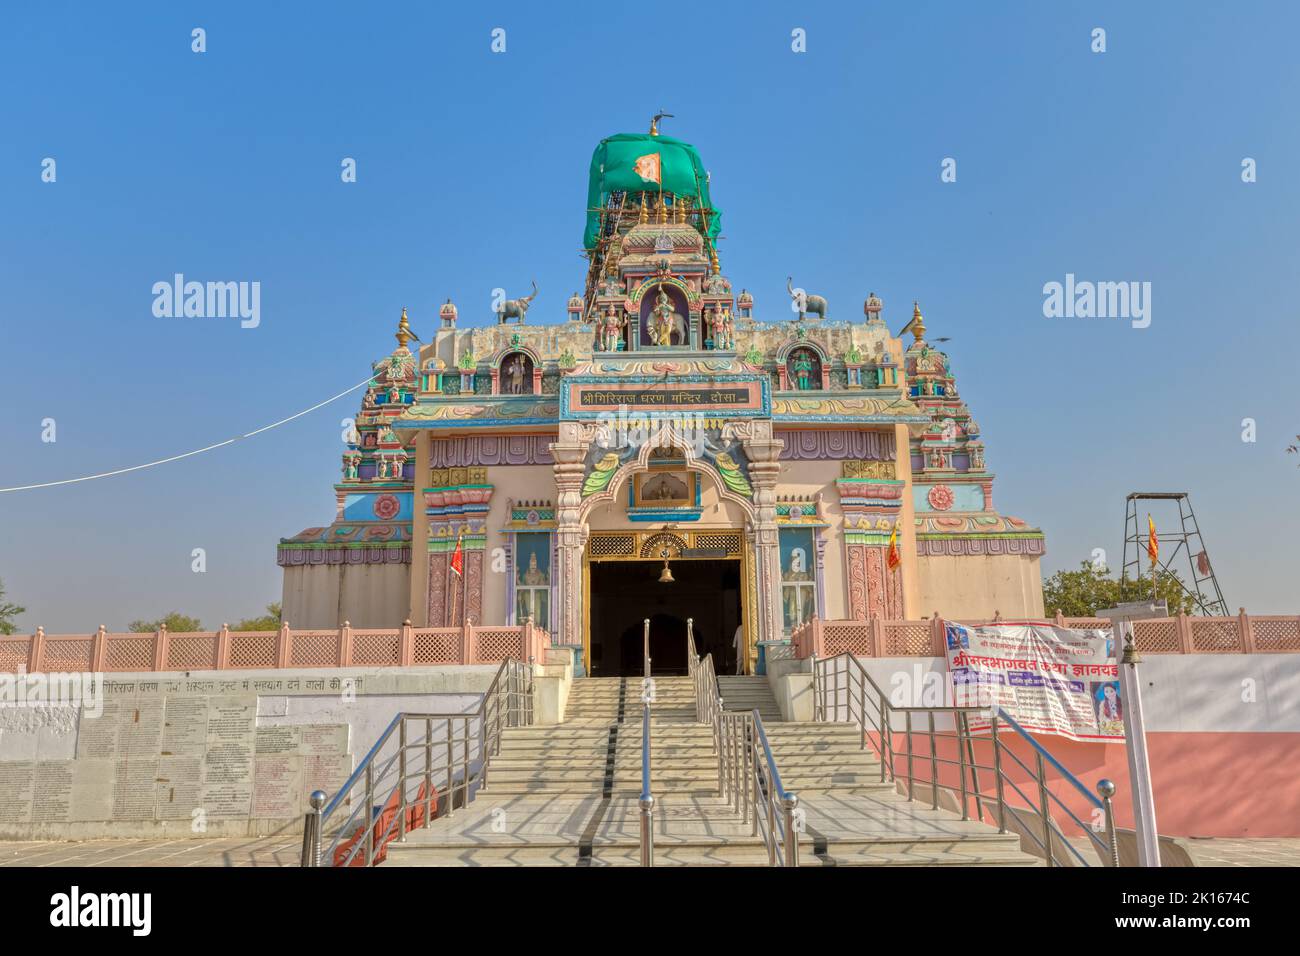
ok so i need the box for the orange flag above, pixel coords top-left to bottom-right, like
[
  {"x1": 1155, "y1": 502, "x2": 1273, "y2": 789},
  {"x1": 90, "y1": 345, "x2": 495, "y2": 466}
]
[
  {"x1": 633, "y1": 152, "x2": 662, "y2": 184},
  {"x1": 450, "y1": 531, "x2": 464, "y2": 578},
  {"x1": 1146, "y1": 515, "x2": 1158, "y2": 566},
  {"x1": 886, "y1": 521, "x2": 901, "y2": 571}
]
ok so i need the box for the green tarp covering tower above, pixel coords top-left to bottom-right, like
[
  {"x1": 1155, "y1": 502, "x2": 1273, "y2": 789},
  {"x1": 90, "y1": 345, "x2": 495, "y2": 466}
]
[{"x1": 584, "y1": 132, "x2": 722, "y2": 250}]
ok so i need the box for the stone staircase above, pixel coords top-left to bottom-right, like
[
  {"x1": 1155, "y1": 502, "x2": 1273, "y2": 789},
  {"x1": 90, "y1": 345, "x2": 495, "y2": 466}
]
[
  {"x1": 717, "y1": 675, "x2": 783, "y2": 722},
  {"x1": 383, "y1": 674, "x2": 1039, "y2": 867}
]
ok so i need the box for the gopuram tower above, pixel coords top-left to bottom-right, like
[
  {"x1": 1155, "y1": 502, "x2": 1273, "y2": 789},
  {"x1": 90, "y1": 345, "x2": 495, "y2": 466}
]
[{"x1": 278, "y1": 121, "x2": 1046, "y2": 676}]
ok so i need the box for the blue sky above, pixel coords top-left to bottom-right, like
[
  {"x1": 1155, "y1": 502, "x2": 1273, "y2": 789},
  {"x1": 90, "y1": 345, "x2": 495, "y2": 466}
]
[{"x1": 1, "y1": 1, "x2": 1297, "y2": 631}]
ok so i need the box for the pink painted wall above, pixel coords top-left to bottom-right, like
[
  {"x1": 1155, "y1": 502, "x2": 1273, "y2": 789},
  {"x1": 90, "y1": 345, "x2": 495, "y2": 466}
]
[{"x1": 884, "y1": 729, "x2": 1300, "y2": 838}]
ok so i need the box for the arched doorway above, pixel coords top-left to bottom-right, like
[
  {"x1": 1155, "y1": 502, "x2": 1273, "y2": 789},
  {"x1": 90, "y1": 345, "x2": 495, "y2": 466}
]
[{"x1": 589, "y1": 558, "x2": 741, "y2": 677}]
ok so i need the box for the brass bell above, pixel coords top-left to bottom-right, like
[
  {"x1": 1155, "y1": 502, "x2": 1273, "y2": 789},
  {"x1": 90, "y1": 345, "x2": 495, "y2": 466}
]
[{"x1": 658, "y1": 557, "x2": 674, "y2": 584}]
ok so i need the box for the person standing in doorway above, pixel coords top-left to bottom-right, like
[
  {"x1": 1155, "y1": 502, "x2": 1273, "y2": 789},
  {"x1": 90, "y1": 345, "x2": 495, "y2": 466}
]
[{"x1": 733, "y1": 624, "x2": 744, "y2": 675}]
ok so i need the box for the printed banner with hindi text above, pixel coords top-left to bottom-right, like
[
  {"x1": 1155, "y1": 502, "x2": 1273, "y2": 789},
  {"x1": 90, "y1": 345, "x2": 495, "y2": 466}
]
[{"x1": 944, "y1": 621, "x2": 1123, "y2": 743}]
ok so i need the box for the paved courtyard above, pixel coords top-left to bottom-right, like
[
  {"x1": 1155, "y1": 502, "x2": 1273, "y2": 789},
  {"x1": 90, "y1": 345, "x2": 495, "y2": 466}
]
[{"x1": 0, "y1": 834, "x2": 1296, "y2": 867}]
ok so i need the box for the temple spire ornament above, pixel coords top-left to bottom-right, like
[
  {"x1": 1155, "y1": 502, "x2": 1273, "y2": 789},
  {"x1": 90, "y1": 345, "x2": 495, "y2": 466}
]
[
  {"x1": 911, "y1": 301, "x2": 926, "y2": 344},
  {"x1": 395, "y1": 307, "x2": 420, "y2": 348}
]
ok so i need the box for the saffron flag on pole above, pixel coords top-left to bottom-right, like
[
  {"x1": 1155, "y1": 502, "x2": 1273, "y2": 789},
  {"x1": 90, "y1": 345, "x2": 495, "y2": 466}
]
[
  {"x1": 450, "y1": 531, "x2": 464, "y2": 578},
  {"x1": 633, "y1": 152, "x2": 662, "y2": 184},
  {"x1": 886, "y1": 521, "x2": 901, "y2": 571},
  {"x1": 1147, "y1": 514, "x2": 1158, "y2": 566}
]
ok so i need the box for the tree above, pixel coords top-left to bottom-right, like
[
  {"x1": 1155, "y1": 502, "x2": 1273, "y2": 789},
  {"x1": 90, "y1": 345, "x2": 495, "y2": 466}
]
[
  {"x1": 129, "y1": 611, "x2": 204, "y2": 633},
  {"x1": 232, "y1": 603, "x2": 282, "y2": 632},
  {"x1": 0, "y1": 579, "x2": 25, "y2": 635},
  {"x1": 1042, "y1": 562, "x2": 1198, "y2": 617}
]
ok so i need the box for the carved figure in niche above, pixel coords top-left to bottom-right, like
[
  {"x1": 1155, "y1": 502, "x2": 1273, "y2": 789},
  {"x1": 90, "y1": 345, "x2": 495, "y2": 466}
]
[
  {"x1": 649, "y1": 287, "x2": 687, "y2": 346},
  {"x1": 792, "y1": 349, "x2": 815, "y2": 390},
  {"x1": 521, "y1": 551, "x2": 548, "y2": 586},
  {"x1": 719, "y1": 307, "x2": 735, "y2": 350},
  {"x1": 504, "y1": 354, "x2": 528, "y2": 395},
  {"x1": 597, "y1": 305, "x2": 626, "y2": 352}
]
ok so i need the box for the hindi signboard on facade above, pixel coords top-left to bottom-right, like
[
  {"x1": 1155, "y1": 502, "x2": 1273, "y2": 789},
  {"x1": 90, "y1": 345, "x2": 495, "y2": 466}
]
[{"x1": 944, "y1": 621, "x2": 1123, "y2": 743}]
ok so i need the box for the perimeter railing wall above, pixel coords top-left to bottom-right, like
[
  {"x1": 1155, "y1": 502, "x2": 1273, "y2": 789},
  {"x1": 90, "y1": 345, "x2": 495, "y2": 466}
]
[
  {"x1": 790, "y1": 609, "x2": 1300, "y2": 659},
  {"x1": 0, "y1": 619, "x2": 550, "y2": 674}
]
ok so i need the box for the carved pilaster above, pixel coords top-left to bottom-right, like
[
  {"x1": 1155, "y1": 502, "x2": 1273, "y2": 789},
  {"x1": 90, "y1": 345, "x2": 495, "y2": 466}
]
[
  {"x1": 740, "y1": 421, "x2": 785, "y2": 656},
  {"x1": 550, "y1": 421, "x2": 595, "y2": 649}
]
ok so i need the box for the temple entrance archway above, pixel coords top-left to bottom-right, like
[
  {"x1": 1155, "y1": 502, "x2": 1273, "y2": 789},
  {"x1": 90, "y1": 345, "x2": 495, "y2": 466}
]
[{"x1": 587, "y1": 558, "x2": 742, "y2": 677}]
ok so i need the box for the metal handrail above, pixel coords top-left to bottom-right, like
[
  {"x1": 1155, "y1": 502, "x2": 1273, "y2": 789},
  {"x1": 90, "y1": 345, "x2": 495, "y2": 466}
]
[
  {"x1": 639, "y1": 616, "x2": 654, "y2": 866},
  {"x1": 812, "y1": 651, "x2": 1120, "y2": 867},
  {"x1": 639, "y1": 700, "x2": 654, "y2": 866},
  {"x1": 687, "y1": 619, "x2": 798, "y2": 866},
  {"x1": 300, "y1": 657, "x2": 534, "y2": 867}
]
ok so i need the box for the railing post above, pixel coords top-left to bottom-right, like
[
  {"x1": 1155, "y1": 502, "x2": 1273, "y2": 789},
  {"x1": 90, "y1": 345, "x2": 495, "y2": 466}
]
[
  {"x1": 869, "y1": 615, "x2": 884, "y2": 657},
  {"x1": 1097, "y1": 779, "x2": 1121, "y2": 867},
  {"x1": 957, "y1": 711, "x2": 970, "y2": 820},
  {"x1": 1238, "y1": 608, "x2": 1252, "y2": 653},
  {"x1": 1035, "y1": 751, "x2": 1054, "y2": 866},
  {"x1": 639, "y1": 794, "x2": 655, "y2": 867},
  {"x1": 397, "y1": 718, "x2": 409, "y2": 842},
  {"x1": 991, "y1": 716, "x2": 1007, "y2": 833},
  {"x1": 425, "y1": 717, "x2": 435, "y2": 826},
  {"x1": 878, "y1": 696, "x2": 888, "y2": 782},
  {"x1": 782, "y1": 794, "x2": 800, "y2": 867},
  {"x1": 364, "y1": 761, "x2": 375, "y2": 866},
  {"x1": 276, "y1": 621, "x2": 291, "y2": 668},
  {"x1": 812, "y1": 616, "x2": 824, "y2": 658},
  {"x1": 905, "y1": 711, "x2": 914, "y2": 799},
  {"x1": 642, "y1": 617, "x2": 651, "y2": 678},
  {"x1": 1054, "y1": 609, "x2": 1066, "y2": 627},
  {"x1": 930, "y1": 613, "x2": 945, "y2": 655},
  {"x1": 300, "y1": 789, "x2": 326, "y2": 867},
  {"x1": 153, "y1": 624, "x2": 168, "y2": 671},
  {"x1": 91, "y1": 625, "x2": 108, "y2": 672},
  {"x1": 809, "y1": 653, "x2": 819, "y2": 721},
  {"x1": 444, "y1": 718, "x2": 456, "y2": 818},
  {"x1": 217, "y1": 622, "x2": 231, "y2": 670},
  {"x1": 400, "y1": 618, "x2": 414, "y2": 666},
  {"x1": 28, "y1": 626, "x2": 45, "y2": 674},
  {"x1": 339, "y1": 620, "x2": 352, "y2": 667},
  {"x1": 461, "y1": 616, "x2": 474, "y2": 665},
  {"x1": 766, "y1": 785, "x2": 778, "y2": 866},
  {"x1": 1176, "y1": 611, "x2": 1193, "y2": 654}
]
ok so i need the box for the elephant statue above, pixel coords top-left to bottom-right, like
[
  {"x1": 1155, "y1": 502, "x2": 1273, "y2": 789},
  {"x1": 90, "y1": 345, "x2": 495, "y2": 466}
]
[
  {"x1": 787, "y1": 276, "x2": 828, "y2": 321},
  {"x1": 498, "y1": 280, "x2": 538, "y2": 324}
]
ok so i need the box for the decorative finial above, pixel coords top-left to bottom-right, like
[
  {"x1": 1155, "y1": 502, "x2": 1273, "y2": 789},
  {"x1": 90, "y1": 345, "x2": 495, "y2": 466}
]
[
  {"x1": 656, "y1": 193, "x2": 667, "y2": 224},
  {"x1": 650, "y1": 110, "x2": 674, "y2": 136},
  {"x1": 709, "y1": 245, "x2": 720, "y2": 275},
  {"x1": 396, "y1": 306, "x2": 414, "y2": 348},
  {"x1": 638, "y1": 195, "x2": 649, "y2": 224},
  {"x1": 911, "y1": 301, "x2": 926, "y2": 344}
]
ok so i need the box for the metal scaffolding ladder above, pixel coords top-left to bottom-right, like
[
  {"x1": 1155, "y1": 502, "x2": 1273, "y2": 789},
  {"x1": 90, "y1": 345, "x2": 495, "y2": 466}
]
[{"x1": 1121, "y1": 491, "x2": 1229, "y2": 616}]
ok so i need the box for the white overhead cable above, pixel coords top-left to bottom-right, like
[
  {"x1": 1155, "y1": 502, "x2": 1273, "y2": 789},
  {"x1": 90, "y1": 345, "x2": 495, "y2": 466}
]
[{"x1": 0, "y1": 376, "x2": 377, "y2": 493}]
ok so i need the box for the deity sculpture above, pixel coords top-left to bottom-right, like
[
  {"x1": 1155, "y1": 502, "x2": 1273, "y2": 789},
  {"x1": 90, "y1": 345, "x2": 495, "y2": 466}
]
[
  {"x1": 597, "y1": 305, "x2": 626, "y2": 352},
  {"x1": 504, "y1": 355, "x2": 527, "y2": 394},
  {"x1": 792, "y1": 349, "x2": 815, "y2": 390},
  {"x1": 651, "y1": 288, "x2": 678, "y2": 346},
  {"x1": 719, "y1": 306, "x2": 735, "y2": 350},
  {"x1": 376, "y1": 456, "x2": 389, "y2": 480}
]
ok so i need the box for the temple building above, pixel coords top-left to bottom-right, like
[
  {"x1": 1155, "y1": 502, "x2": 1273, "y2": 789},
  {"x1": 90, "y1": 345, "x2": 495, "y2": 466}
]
[{"x1": 278, "y1": 126, "x2": 1046, "y2": 676}]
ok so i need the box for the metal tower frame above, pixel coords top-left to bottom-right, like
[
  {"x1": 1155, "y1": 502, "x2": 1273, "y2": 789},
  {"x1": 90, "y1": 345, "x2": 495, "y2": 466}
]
[{"x1": 1121, "y1": 492, "x2": 1228, "y2": 617}]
